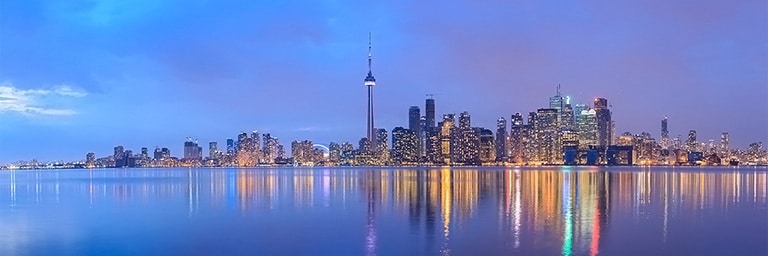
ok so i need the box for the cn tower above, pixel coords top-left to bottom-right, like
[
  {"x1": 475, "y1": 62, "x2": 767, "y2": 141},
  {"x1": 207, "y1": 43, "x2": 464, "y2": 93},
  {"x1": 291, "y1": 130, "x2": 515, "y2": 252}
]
[{"x1": 364, "y1": 33, "x2": 377, "y2": 146}]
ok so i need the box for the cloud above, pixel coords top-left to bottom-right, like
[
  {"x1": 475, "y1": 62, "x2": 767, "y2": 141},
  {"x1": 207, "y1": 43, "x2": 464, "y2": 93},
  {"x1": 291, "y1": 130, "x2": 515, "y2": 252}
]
[{"x1": 0, "y1": 82, "x2": 87, "y2": 116}]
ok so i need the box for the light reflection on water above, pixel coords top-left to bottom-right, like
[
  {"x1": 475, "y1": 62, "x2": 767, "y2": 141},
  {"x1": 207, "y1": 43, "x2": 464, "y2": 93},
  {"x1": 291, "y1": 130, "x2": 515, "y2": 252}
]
[{"x1": 0, "y1": 167, "x2": 765, "y2": 255}]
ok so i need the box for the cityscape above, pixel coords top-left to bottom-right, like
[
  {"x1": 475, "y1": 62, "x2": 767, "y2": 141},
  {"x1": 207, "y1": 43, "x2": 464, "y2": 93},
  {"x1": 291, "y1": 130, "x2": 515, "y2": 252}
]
[
  {"x1": 2, "y1": 36, "x2": 765, "y2": 169},
  {"x1": 4, "y1": 84, "x2": 766, "y2": 169}
]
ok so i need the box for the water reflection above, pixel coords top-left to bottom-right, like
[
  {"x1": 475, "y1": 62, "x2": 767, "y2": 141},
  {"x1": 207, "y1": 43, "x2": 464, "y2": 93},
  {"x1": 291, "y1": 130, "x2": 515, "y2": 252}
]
[{"x1": 0, "y1": 167, "x2": 765, "y2": 255}]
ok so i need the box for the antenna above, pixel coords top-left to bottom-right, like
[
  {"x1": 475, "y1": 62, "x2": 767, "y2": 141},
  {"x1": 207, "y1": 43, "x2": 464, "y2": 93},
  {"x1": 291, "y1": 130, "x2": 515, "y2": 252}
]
[
  {"x1": 557, "y1": 84, "x2": 561, "y2": 97},
  {"x1": 368, "y1": 32, "x2": 372, "y2": 72},
  {"x1": 426, "y1": 93, "x2": 434, "y2": 99}
]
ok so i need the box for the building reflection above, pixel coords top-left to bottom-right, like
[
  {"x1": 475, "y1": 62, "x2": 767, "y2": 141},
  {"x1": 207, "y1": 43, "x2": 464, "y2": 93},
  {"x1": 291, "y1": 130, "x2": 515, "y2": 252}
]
[{"x1": 0, "y1": 167, "x2": 764, "y2": 254}]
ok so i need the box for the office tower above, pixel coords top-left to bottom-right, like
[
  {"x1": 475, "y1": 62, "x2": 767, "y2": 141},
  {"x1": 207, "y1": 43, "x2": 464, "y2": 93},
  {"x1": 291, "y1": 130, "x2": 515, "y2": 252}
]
[
  {"x1": 409, "y1": 106, "x2": 421, "y2": 133},
  {"x1": 720, "y1": 132, "x2": 730, "y2": 156},
  {"x1": 594, "y1": 98, "x2": 612, "y2": 148},
  {"x1": 479, "y1": 128, "x2": 496, "y2": 164},
  {"x1": 226, "y1": 139, "x2": 235, "y2": 155},
  {"x1": 183, "y1": 138, "x2": 201, "y2": 160},
  {"x1": 426, "y1": 97, "x2": 436, "y2": 128},
  {"x1": 392, "y1": 127, "x2": 419, "y2": 164},
  {"x1": 452, "y1": 112, "x2": 479, "y2": 165},
  {"x1": 509, "y1": 113, "x2": 525, "y2": 163},
  {"x1": 549, "y1": 85, "x2": 565, "y2": 116},
  {"x1": 439, "y1": 114, "x2": 456, "y2": 164},
  {"x1": 237, "y1": 132, "x2": 248, "y2": 152},
  {"x1": 340, "y1": 142, "x2": 355, "y2": 164},
  {"x1": 263, "y1": 133, "x2": 280, "y2": 164},
  {"x1": 687, "y1": 130, "x2": 698, "y2": 151},
  {"x1": 140, "y1": 147, "x2": 148, "y2": 159},
  {"x1": 364, "y1": 33, "x2": 377, "y2": 147},
  {"x1": 375, "y1": 128, "x2": 390, "y2": 164},
  {"x1": 495, "y1": 117, "x2": 507, "y2": 162},
  {"x1": 209, "y1": 142, "x2": 218, "y2": 159},
  {"x1": 561, "y1": 103, "x2": 574, "y2": 131},
  {"x1": 661, "y1": 117, "x2": 670, "y2": 149},
  {"x1": 426, "y1": 128, "x2": 441, "y2": 164},
  {"x1": 573, "y1": 104, "x2": 586, "y2": 125},
  {"x1": 578, "y1": 108, "x2": 598, "y2": 147},
  {"x1": 419, "y1": 116, "x2": 428, "y2": 160},
  {"x1": 154, "y1": 147, "x2": 163, "y2": 160},
  {"x1": 534, "y1": 108, "x2": 560, "y2": 164},
  {"x1": 161, "y1": 148, "x2": 171, "y2": 159}
]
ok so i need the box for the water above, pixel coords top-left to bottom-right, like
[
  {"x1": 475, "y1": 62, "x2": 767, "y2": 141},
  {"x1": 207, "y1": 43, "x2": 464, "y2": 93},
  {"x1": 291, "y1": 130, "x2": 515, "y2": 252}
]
[{"x1": 0, "y1": 167, "x2": 765, "y2": 256}]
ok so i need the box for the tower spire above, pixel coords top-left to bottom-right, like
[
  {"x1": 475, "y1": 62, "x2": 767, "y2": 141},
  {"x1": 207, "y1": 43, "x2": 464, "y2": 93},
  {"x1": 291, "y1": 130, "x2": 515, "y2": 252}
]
[{"x1": 368, "y1": 32, "x2": 372, "y2": 73}]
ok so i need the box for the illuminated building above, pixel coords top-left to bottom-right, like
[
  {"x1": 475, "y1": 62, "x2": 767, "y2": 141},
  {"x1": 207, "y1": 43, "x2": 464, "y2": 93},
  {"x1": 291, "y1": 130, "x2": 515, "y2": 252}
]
[
  {"x1": 451, "y1": 112, "x2": 480, "y2": 165},
  {"x1": 419, "y1": 115, "x2": 428, "y2": 161},
  {"x1": 262, "y1": 133, "x2": 281, "y2": 164},
  {"x1": 86, "y1": 152, "x2": 96, "y2": 167},
  {"x1": 183, "y1": 138, "x2": 202, "y2": 160},
  {"x1": 226, "y1": 138, "x2": 234, "y2": 155},
  {"x1": 573, "y1": 104, "x2": 586, "y2": 125},
  {"x1": 374, "y1": 128, "x2": 390, "y2": 164},
  {"x1": 291, "y1": 140, "x2": 315, "y2": 165},
  {"x1": 594, "y1": 98, "x2": 612, "y2": 148},
  {"x1": 686, "y1": 130, "x2": 697, "y2": 151},
  {"x1": 426, "y1": 128, "x2": 441, "y2": 164},
  {"x1": 329, "y1": 142, "x2": 341, "y2": 163},
  {"x1": 340, "y1": 142, "x2": 355, "y2": 165},
  {"x1": 661, "y1": 117, "x2": 670, "y2": 149},
  {"x1": 209, "y1": 142, "x2": 218, "y2": 159},
  {"x1": 549, "y1": 85, "x2": 565, "y2": 120},
  {"x1": 496, "y1": 117, "x2": 507, "y2": 162},
  {"x1": 392, "y1": 127, "x2": 419, "y2": 164},
  {"x1": 408, "y1": 106, "x2": 422, "y2": 158},
  {"x1": 426, "y1": 97, "x2": 436, "y2": 129},
  {"x1": 509, "y1": 113, "x2": 526, "y2": 163},
  {"x1": 720, "y1": 132, "x2": 730, "y2": 158},
  {"x1": 364, "y1": 33, "x2": 377, "y2": 148},
  {"x1": 534, "y1": 108, "x2": 560, "y2": 164},
  {"x1": 140, "y1": 147, "x2": 148, "y2": 159},
  {"x1": 439, "y1": 114, "x2": 455, "y2": 165},
  {"x1": 578, "y1": 108, "x2": 598, "y2": 148},
  {"x1": 479, "y1": 128, "x2": 496, "y2": 164}
]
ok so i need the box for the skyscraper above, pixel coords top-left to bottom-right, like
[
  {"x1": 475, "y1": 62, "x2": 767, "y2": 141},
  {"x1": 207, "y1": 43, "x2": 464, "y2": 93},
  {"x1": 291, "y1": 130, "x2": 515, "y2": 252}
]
[
  {"x1": 534, "y1": 108, "x2": 560, "y2": 164},
  {"x1": 226, "y1": 139, "x2": 235, "y2": 155},
  {"x1": 661, "y1": 117, "x2": 670, "y2": 149},
  {"x1": 425, "y1": 97, "x2": 435, "y2": 129},
  {"x1": 578, "y1": 109, "x2": 598, "y2": 147},
  {"x1": 409, "y1": 106, "x2": 421, "y2": 133},
  {"x1": 183, "y1": 138, "x2": 201, "y2": 160},
  {"x1": 495, "y1": 117, "x2": 507, "y2": 162},
  {"x1": 439, "y1": 114, "x2": 455, "y2": 164},
  {"x1": 209, "y1": 142, "x2": 218, "y2": 159},
  {"x1": 594, "y1": 98, "x2": 612, "y2": 148},
  {"x1": 392, "y1": 127, "x2": 419, "y2": 164},
  {"x1": 509, "y1": 113, "x2": 525, "y2": 163},
  {"x1": 364, "y1": 33, "x2": 377, "y2": 147},
  {"x1": 479, "y1": 128, "x2": 496, "y2": 164},
  {"x1": 687, "y1": 130, "x2": 698, "y2": 151},
  {"x1": 549, "y1": 84, "x2": 565, "y2": 122},
  {"x1": 720, "y1": 132, "x2": 730, "y2": 155}
]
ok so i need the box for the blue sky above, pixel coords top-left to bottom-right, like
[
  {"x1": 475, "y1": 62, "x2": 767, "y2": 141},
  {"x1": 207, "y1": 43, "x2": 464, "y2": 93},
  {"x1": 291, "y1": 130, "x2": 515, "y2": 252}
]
[{"x1": 0, "y1": 0, "x2": 766, "y2": 163}]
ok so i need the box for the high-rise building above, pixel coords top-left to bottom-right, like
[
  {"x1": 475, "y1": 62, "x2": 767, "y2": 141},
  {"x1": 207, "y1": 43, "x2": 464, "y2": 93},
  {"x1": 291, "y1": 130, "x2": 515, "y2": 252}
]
[
  {"x1": 392, "y1": 127, "x2": 419, "y2": 164},
  {"x1": 534, "y1": 108, "x2": 560, "y2": 164},
  {"x1": 561, "y1": 103, "x2": 574, "y2": 131},
  {"x1": 661, "y1": 117, "x2": 670, "y2": 149},
  {"x1": 439, "y1": 114, "x2": 456, "y2": 164},
  {"x1": 291, "y1": 140, "x2": 314, "y2": 165},
  {"x1": 452, "y1": 112, "x2": 479, "y2": 165},
  {"x1": 426, "y1": 97, "x2": 436, "y2": 129},
  {"x1": 86, "y1": 153, "x2": 96, "y2": 167},
  {"x1": 549, "y1": 85, "x2": 565, "y2": 117},
  {"x1": 495, "y1": 117, "x2": 507, "y2": 162},
  {"x1": 419, "y1": 115, "x2": 427, "y2": 160},
  {"x1": 374, "y1": 128, "x2": 390, "y2": 164},
  {"x1": 364, "y1": 33, "x2": 377, "y2": 147},
  {"x1": 687, "y1": 130, "x2": 698, "y2": 151},
  {"x1": 328, "y1": 142, "x2": 342, "y2": 164},
  {"x1": 594, "y1": 98, "x2": 612, "y2": 148},
  {"x1": 509, "y1": 113, "x2": 526, "y2": 163},
  {"x1": 140, "y1": 147, "x2": 148, "y2": 159},
  {"x1": 573, "y1": 104, "x2": 586, "y2": 125},
  {"x1": 409, "y1": 106, "x2": 421, "y2": 133},
  {"x1": 578, "y1": 108, "x2": 598, "y2": 148},
  {"x1": 720, "y1": 132, "x2": 730, "y2": 156},
  {"x1": 479, "y1": 128, "x2": 496, "y2": 164},
  {"x1": 209, "y1": 142, "x2": 218, "y2": 159},
  {"x1": 226, "y1": 139, "x2": 234, "y2": 155},
  {"x1": 183, "y1": 138, "x2": 201, "y2": 160}
]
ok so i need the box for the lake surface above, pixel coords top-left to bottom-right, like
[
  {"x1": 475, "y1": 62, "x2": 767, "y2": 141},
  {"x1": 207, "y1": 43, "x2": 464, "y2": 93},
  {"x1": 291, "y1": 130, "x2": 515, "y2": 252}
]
[{"x1": 0, "y1": 167, "x2": 765, "y2": 255}]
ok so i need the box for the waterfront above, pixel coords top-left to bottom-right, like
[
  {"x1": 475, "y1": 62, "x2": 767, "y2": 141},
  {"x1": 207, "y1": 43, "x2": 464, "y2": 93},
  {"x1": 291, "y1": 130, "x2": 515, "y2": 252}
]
[{"x1": 0, "y1": 167, "x2": 765, "y2": 255}]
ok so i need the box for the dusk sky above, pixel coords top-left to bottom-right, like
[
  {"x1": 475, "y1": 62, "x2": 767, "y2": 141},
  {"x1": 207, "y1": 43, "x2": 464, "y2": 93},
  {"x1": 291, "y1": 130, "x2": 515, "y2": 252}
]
[{"x1": 0, "y1": 0, "x2": 766, "y2": 163}]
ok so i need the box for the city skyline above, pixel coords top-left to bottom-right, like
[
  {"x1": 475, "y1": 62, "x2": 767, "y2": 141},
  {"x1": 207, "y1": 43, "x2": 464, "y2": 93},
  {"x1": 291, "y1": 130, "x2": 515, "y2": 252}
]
[{"x1": 1, "y1": 1, "x2": 766, "y2": 163}]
